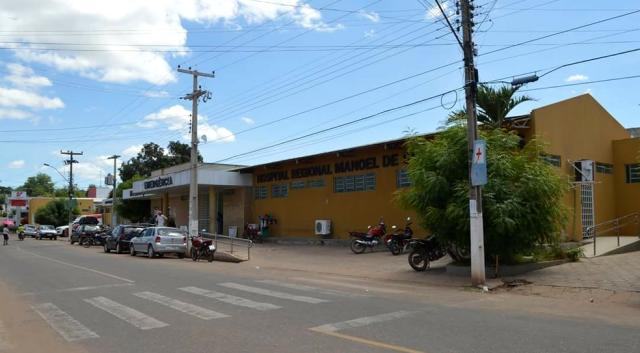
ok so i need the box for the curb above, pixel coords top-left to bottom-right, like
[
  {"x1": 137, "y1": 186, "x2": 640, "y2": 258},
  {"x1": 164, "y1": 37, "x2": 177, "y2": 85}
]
[{"x1": 446, "y1": 259, "x2": 571, "y2": 277}]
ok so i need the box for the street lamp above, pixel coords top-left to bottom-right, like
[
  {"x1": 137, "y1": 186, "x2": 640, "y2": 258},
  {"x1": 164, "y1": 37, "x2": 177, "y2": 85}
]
[{"x1": 44, "y1": 163, "x2": 73, "y2": 240}]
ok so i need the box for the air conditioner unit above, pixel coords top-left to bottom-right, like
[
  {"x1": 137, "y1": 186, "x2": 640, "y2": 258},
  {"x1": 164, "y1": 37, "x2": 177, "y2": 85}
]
[
  {"x1": 575, "y1": 160, "x2": 594, "y2": 182},
  {"x1": 315, "y1": 220, "x2": 331, "y2": 235}
]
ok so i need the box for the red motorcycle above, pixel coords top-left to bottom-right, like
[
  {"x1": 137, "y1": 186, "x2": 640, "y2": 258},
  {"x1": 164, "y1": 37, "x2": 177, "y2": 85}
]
[
  {"x1": 245, "y1": 223, "x2": 263, "y2": 243},
  {"x1": 190, "y1": 235, "x2": 215, "y2": 262},
  {"x1": 349, "y1": 217, "x2": 390, "y2": 254}
]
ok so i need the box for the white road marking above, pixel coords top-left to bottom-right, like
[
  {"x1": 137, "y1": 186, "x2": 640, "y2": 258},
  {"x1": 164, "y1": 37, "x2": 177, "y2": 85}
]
[
  {"x1": 312, "y1": 311, "x2": 419, "y2": 332},
  {"x1": 31, "y1": 303, "x2": 100, "y2": 342},
  {"x1": 292, "y1": 277, "x2": 406, "y2": 294},
  {"x1": 0, "y1": 320, "x2": 15, "y2": 350},
  {"x1": 61, "y1": 283, "x2": 135, "y2": 292},
  {"x1": 257, "y1": 280, "x2": 369, "y2": 298},
  {"x1": 84, "y1": 297, "x2": 168, "y2": 330},
  {"x1": 219, "y1": 283, "x2": 329, "y2": 304},
  {"x1": 16, "y1": 247, "x2": 134, "y2": 283},
  {"x1": 133, "y1": 292, "x2": 229, "y2": 320},
  {"x1": 23, "y1": 283, "x2": 135, "y2": 296},
  {"x1": 179, "y1": 286, "x2": 281, "y2": 311}
]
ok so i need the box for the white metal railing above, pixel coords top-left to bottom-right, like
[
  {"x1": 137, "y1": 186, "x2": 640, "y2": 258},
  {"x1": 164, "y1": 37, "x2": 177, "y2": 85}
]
[
  {"x1": 200, "y1": 231, "x2": 253, "y2": 260},
  {"x1": 585, "y1": 212, "x2": 639, "y2": 256}
]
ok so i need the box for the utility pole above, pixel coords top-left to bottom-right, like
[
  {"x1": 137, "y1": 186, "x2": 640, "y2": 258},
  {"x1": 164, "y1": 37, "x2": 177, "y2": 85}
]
[
  {"x1": 61, "y1": 150, "x2": 82, "y2": 242},
  {"x1": 177, "y1": 66, "x2": 214, "y2": 253},
  {"x1": 461, "y1": 0, "x2": 486, "y2": 286},
  {"x1": 107, "y1": 155, "x2": 120, "y2": 229}
]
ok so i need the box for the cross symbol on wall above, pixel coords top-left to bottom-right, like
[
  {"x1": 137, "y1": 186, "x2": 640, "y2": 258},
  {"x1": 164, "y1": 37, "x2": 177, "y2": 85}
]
[{"x1": 475, "y1": 147, "x2": 483, "y2": 163}]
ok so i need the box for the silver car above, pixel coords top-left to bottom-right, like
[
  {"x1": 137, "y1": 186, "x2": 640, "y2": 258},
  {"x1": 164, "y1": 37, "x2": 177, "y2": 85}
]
[
  {"x1": 129, "y1": 227, "x2": 186, "y2": 259},
  {"x1": 23, "y1": 224, "x2": 37, "y2": 238}
]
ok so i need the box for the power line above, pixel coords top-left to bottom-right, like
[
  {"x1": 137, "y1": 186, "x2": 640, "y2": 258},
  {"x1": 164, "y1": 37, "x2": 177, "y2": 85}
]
[
  {"x1": 481, "y1": 9, "x2": 640, "y2": 56},
  {"x1": 519, "y1": 74, "x2": 640, "y2": 91},
  {"x1": 203, "y1": 10, "x2": 431, "y2": 117},
  {"x1": 206, "y1": 24, "x2": 450, "y2": 123}
]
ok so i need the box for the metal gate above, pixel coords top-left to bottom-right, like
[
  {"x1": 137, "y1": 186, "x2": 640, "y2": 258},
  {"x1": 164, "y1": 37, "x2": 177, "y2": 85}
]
[
  {"x1": 581, "y1": 184, "x2": 595, "y2": 238},
  {"x1": 198, "y1": 193, "x2": 210, "y2": 233}
]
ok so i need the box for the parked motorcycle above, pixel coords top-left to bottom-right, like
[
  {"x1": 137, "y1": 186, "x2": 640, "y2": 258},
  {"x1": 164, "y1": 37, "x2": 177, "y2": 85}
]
[
  {"x1": 349, "y1": 217, "x2": 390, "y2": 254},
  {"x1": 406, "y1": 235, "x2": 470, "y2": 271},
  {"x1": 190, "y1": 234, "x2": 216, "y2": 262},
  {"x1": 386, "y1": 217, "x2": 414, "y2": 256},
  {"x1": 245, "y1": 223, "x2": 263, "y2": 244},
  {"x1": 83, "y1": 232, "x2": 107, "y2": 248}
]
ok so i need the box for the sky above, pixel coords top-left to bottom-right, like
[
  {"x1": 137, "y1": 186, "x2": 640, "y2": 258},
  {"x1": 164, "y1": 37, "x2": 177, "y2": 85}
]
[{"x1": 1, "y1": 0, "x2": 639, "y2": 191}]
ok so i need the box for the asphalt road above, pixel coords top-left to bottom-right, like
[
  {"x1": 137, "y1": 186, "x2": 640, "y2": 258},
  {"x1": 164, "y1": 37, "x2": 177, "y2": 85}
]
[{"x1": 0, "y1": 238, "x2": 638, "y2": 353}]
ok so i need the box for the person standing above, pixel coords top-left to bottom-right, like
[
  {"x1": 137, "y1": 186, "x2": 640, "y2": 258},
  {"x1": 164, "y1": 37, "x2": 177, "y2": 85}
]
[
  {"x1": 3, "y1": 226, "x2": 9, "y2": 245},
  {"x1": 155, "y1": 211, "x2": 168, "y2": 227}
]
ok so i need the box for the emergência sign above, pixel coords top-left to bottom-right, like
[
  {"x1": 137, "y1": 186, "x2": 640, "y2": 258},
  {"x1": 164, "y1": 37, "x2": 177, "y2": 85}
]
[{"x1": 144, "y1": 176, "x2": 174, "y2": 190}]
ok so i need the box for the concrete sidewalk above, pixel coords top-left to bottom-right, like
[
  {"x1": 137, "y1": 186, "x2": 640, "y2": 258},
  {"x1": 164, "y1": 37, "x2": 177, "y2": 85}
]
[
  {"x1": 241, "y1": 242, "x2": 640, "y2": 307},
  {"x1": 245, "y1": 242, "x2": 471, "y2": 288}
]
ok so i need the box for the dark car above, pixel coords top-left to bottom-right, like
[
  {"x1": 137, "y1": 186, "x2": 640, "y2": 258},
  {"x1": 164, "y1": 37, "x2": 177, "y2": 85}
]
[
  {"x1": 71, "y1": 224, "x2": 102, "y2": 245},
  {"x1": 104, "y1": 225, "x2": 148, "y2": 254}
]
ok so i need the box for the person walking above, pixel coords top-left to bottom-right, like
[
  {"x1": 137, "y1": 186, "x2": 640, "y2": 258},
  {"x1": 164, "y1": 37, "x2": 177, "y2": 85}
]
[{"x1": 3, "y1": 226, "x2": 9, "y2": 245}]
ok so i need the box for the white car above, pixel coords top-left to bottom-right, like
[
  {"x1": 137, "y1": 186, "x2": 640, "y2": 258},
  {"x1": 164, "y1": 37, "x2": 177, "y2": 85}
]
[{"x1": 56, "y1": 225, "x2": 70, "y2": 237}]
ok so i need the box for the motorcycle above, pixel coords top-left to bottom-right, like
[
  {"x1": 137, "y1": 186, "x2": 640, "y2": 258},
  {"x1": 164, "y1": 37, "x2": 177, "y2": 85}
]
[
  {"x1": 407, "y1": 235, "x2": 469, "y2": 271},
  {"x1": 245, "y1": 223, "x2": 263, "y2": 244},
  {"x1": 386, "y1": 217, "x2": 414, "y2": 256},
  {"x1": 83, "y1": 232, "x2": 107, "y2": 248},
  {"x1": 190, "y1": 234, "x2": 216, "y2": 262},
  {"x1": 18, "y1": 231, "x2": 25, "y2": 241},
  {"x1": 349, "y1": 217, "x2": 390, "y2": 254}
]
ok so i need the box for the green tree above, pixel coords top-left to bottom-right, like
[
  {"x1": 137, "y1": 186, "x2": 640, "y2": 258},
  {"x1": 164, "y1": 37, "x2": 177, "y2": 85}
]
[
  {"x1": 20, "y1": 173, "x2": 55, "y2": 196},
  {"x1": 114, "y1": 174, "x2": 150, "y2": 222},
  {"x1": 34, "y1": 199, "x2": 80, "y2": 227},
  {"x1": 397, "y1": 126, "x2": 568, "y2": 263},
  {"x1": 447, "y1": 84, "x2": 534, "y2": 129},
  {"x1": 119, "y1": 141, "x2": 201, "y2": 182}
]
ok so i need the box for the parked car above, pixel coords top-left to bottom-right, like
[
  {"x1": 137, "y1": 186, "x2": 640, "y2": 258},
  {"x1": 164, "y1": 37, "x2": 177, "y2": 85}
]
[
  {"x1": 36, "y1": 225, "x2": 57, "y2": 240},
  {"x1": 71, "y1": 215, "x2": 101, "y2": 232},
  {"x1": 104, "y1": 225, "x2": 148, "y2": 254},
  {"x1": 56, "y1": 225, "x2": 70, "y2": 237},
  {"x1": 129, "y1": 227, "x2": 186, "y2": 259},
  {"x1": 23, "y1": 224, "x2": 37, "y2": 238},
  {"x1": 70, "y1": 224, "x2": 102, "y2": 245}
]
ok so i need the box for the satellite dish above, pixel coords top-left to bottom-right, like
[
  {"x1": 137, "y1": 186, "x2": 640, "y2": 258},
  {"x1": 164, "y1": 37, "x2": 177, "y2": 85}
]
[{"x1": 201, "y1": 135, "x2": 207, "y2": 142}]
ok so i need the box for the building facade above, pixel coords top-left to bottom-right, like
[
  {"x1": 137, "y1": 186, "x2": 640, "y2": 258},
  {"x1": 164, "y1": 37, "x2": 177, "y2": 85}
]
[{"x1": 127, "y1": 94, "x2": 640, "y2": 241}]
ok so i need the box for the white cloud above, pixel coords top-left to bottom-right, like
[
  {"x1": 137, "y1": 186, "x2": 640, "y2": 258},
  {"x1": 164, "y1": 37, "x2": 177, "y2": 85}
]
[
  {"x1": 143, "y1": 90, "x2": 170, "y2": 98},
  {"x1": 358, "y1": 10, "x2": 379, "y2": 23},
  {"x1": 4, "y1": 63, "x2": 53, "y2": 88},
  {"x1": 0, "y1": 87, "x2": 64, "y2": 110},
  {"x1": 586, "y1": 88, "x2": 592, "y2": 94},
  {"x1": 566, "y1": 74, "x2": 589, "y2": 82},
  {"x1": 425, "y1": 2, "x2": 450, "y2": 19},
  {"x1": 122, "y1": 144, "x2": 144, "y2": 158},
  {"x1": 195, "y1": 124, "x2": 235, "y2": 143},
  {"x1": 72, "y1": 162, "x2": 104, "y2": 182},
  {"x1": 240, "y1": 116, "x2": 254, "y2": 125},
  {"x1": 294, "y1": 3, "x2": 344, "y2": 32},
  {"x1": 9, "y1": 160, "x2": 25, "y2": 168},
  {"x1": 142, "y1": 105, "x2": 235, "y2": 143},
  {"x1": 0, "y1": 0, "x2": 335, "y2": 85},
  {"x1": 0, "y1": 108, "x2": 33, "y2": 120},
  {"x1": 364, "y1": 29, "x2": 376, "y2": 37}
]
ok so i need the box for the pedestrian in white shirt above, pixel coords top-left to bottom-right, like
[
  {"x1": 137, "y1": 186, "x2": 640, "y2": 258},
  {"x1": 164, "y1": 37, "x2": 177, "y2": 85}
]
[{"x1": 155, "y1": 211, "x2": 167, "y2": 226}]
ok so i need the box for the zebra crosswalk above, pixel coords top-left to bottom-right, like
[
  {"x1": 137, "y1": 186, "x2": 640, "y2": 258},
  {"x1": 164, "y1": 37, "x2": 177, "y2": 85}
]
[{"x1": 19, "y1": 279, "x2": 365, "y2": 344}]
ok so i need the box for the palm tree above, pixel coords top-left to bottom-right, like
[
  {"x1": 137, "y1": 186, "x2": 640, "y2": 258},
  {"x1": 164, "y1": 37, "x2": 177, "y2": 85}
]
[{"x1": 446, "y1": 84, "x2": 534, "y2": 129}]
